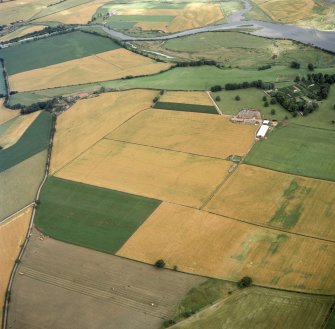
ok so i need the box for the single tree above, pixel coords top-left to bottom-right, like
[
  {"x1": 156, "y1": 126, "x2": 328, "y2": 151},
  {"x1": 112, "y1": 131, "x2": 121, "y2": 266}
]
[
  {"x1": 264, "y1": 101, "x2": 269, "y2": 107},
  {"x1": 270, "y1": 109, "x2": 276, "y2": 115},
  {"x1": 235, "y1": 95, "x2": 241, "y2": 101},
  {"x1": 154, "y1": 259, "x2": 165, "y2": 268},
  {"x1": 308, "y1": 63, "x2": 314, "y2": 71},
  {"x1": 238, "y1": 276, "x2": 252, "y2": 288},
  {"x1": 262, "y1": 96, "x2": 267, "y2": 101},
  {"x1": 215, "y1": 96, "x2": 221, "y2": 102},
  {"x1": 294, "y1": 76, "x2": 300, "y2": 82}
]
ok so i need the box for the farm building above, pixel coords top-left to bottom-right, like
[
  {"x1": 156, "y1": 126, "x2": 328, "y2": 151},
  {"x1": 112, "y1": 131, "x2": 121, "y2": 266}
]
[
  {"x1": 256, "y1": 124, "x2": 270, "y2": 139},
  {"x1": 231, "y1": 109, "x2": 262, "y2": 125}
]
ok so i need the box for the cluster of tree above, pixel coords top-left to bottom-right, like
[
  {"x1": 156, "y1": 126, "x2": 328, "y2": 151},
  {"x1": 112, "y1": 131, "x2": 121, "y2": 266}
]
[
  {"x1": 290, "y1": 61, "x2": 301, "y2": 69},
  {"x1": 175, "y1": 59, "x2": 218, "y2": 67},
  {"x1": 225, "y1": 80, "x2": 274, "y2": 91},
  {"x1": 257, "y1": 64, "x2": 271, "y2": 71}
]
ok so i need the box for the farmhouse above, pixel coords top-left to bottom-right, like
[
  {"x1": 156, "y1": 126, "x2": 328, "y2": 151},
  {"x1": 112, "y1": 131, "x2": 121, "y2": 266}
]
[
  {"x1": 256, "y1": 124, "x2": 270, "y2": 139},
  {"x1": 231, "y1": 109, "x2": 262, "y2": 125}
]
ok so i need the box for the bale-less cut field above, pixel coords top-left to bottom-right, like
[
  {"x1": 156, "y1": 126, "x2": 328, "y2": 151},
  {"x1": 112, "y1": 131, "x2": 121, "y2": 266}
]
[
  {"x1": 0, "y1": 150, "x2": 47, "y2": 221},
  {"x1": 0, "y1": 25, "x2": 45, "y2": 42},
  {"x1": 0, "y1": 101, "x2": 19, "y2": 125},
  {"x1": 108, "y1": 109, "x2": 256, "y2": 159},
  {"x1": 205, "y1": 165, "x2": 335, "y2": 241},
  {"x1": 171, "y1": 287, "x2": 334, "y2": 329},
  {"x1": 55, "y1": 139, "x2": 231, "y2": 208},
  {"x1": 0, "y1": 111, "x2": 39, "y2": 149},
  {"x1": 0, "y1": 207, "x2": 32, "y2": 325},
  {"x1": 50, "y1": 89, "x2": 157, "y2": 173},
  {"x1": 159, "y1": 91, "x2": 213, "y2": 106},
  {"x1": 117, "y1": 202, "x2": 335, "y2": 293},
  {"x1": 9, "y1": 49, "x2": 172, "y2": 92},
  {"x1": 8, "y1": 231, "x2": 204, "y2": 329}
]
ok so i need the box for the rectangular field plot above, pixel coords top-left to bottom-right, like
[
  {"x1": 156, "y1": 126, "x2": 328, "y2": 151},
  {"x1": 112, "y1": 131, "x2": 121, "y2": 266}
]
[
  {"x1": 35, "y1": 177, "x2": 161, "y2": 253},
  {"x1": 159, "y1": 91, "x2": 213, "y2": 106},
  {"x1": 0, "y1": 31, "x2": 120, "y2": 75},
  {"x1": 245, "y1": 124, "x2": 335, "y2": 181},
  {"x1": 153, "y1": 101, "x2": 218, "y2": 114},
  {"x1": 205, "y1": 165, "x2": 335, "y2": 240},
  {"x1": 8, "y1": 232, "x2": 204, "y2": 329},
  {"x1": 51, "y1": 89, "x2": 157, "y2": 173},
  {"x1": 9, "y1": 48, "x2": 171, "y2": 92},
  {"x1": 108, "y1": 109, "x2": 256, "y2": 159},
  {"x1": 171, "y1": 287, "x2": 334, "y2": 329},
  {"x1": 55, "y1": 139, "x2": 231, "y2": 208},
  {"x1": 117, "y1": 202, "x2": 335, "y2": 293}
]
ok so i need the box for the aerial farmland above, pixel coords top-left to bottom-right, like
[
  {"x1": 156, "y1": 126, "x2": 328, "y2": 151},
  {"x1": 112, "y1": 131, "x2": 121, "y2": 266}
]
[{"x1": 0, "y1": 0, "x2": 335, "y2": 328}]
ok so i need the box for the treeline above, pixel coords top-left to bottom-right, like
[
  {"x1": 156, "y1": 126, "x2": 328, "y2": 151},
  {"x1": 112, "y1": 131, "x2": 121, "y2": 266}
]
[
  {"x1": 175, "y1": 60, "x2": 220, "y2": 67},
  {"x1": 210, "y1": 80, "x2": 274, "y2": 92},
  {"x1": 0, "y1": 58, "x2": 9, "y2": 99},
  {"x1": 258, "y1": 64, "x2": 271, "y2": 71}
]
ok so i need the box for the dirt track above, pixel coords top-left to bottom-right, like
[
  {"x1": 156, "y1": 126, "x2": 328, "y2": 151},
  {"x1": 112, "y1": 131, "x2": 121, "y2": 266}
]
[{"x1": 8, "y1": 229, "x2": 204, "y2": 329}]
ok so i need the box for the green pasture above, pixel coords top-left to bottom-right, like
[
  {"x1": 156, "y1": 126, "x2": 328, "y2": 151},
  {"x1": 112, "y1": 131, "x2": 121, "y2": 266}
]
[
  {"x1": 0, "y1": 111, "x2": 52, "y2": 172},
  {"x1": 0, "y1": 67, "x2": 6, "y2": 96},
  {"x1": 35, "y1": 177, "x2": 161, "y2": 253},
  {"x1": 0, "y1": 31, "x2": 120, "y2": 75},
  {"x1": 154, "y1": 101, "x2": 218, "y2": 114},
  {"x1": 245, "y1": 124, "x2": 335, "y2": 181}
]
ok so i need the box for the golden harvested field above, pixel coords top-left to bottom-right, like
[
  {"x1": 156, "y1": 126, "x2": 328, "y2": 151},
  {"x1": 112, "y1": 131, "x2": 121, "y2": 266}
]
[
  {"x1": 36, "y1": 0, "x2": 111, "y2": 24},
  {"x1": 117, "y1": 202, "x2": 335, "y2": 293},
  {"x1": 0, "y1": 25, "x2": 45, "y2": 42},
  {"x1": 159, "y1": 91, "x2": 213, "y2": 106},
  {"x1": 55, "y1": 139, "x2": 231, "y2": 208},
  {"x1": 51, "y1": 89, "x2": 157, "y2": 173},
  {"x1": 0, "y1": 111, "x2": 39, "y2": 149},
  {"x1": 167, "y1": 3, "x2": 224, "y2": 32},
  {"x1": 121, "y1": 8, "x2": 181, "y2": 16},
  {"x1": 9, "y1": 49, "x2": 172, "y2": 92},
  {"x1": 108, "y1": 109, "x2": 256, "y2": 159},
  {"x1": 205, "y1": 165, "x2": 335, "y2": 241},
  {"x1": 135, "y1": 21, "x2": 170, "y2": 31},
  {"x1": 0, "y1": 101, "x2": 19, "y2": 125},
  {"x1": 251, "y1": 0, "x2": 315, "y2": 23},
  {"x1": 0, "y1": 206, "x2": 32, "y2": 324}
]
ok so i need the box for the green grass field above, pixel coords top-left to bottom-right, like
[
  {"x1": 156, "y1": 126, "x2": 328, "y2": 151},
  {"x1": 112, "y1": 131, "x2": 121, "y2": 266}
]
[
  {"x1": 0, "y1": 111, "x2": 52, "y2": 172},
  {"x1": 0, "y1": 66, "x2": 6, "y2": 96},
  {"x1": 35, "y1": 177, "x2": 161, "y2": 253},
  {"x1": 154, "y1": 101, "x2": 218, "y2": 114},
  {"x1": 245, "y1": 124, "x2": 335, "y2": 181},
  {"x1": 0, "y1": 31, "x2": 120, "y2": 75}
]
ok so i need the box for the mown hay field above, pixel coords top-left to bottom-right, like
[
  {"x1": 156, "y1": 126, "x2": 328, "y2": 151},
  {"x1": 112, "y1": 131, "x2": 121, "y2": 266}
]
[
  {"x1": 245, "y1": 124, "x2": 335, "y2": 181},
  {"x1": 0, "y1": 111, "x2": 39, "y2": 149},
  {"x1": 50, "y1": 89, "x2": 157, "y2": 173},
  {"x1": 0, "y1": 150, "x2": 47, "y2": 221},
  {"x1": 108, "y1": 109, "x2": 256, "y2": 159},
  {"x1": 159, "y1": 91, "x2": 213, "y2": 105},
  {"x1": 0, "y1": 101, "x2": 19, "y2": 125},
  {"x1": 9, "y1": 48, "x2": 172, "y2": 92},
  {"x1": 8, "y1": 231, "x2": 204, "y2": 329},
  {"x1": 0, "y1": 31, "x2": 120, "y2": 75},
  {"x1": 205, "y1": 165, "x2": 335, "y2": 240},
  {"x1": 0, "y1": 207, "x2": 32, "y2": 325},
  {"x1": 36, "y1": 177, "x2": 161, "y2": 253},
  {"x1": 0, "y1": 111, "x2": 51, "y2": 172},
  {"x1": 0, "y1": 25, "x2": 45, "y2": 42},
  {"x1": 55, "y1": 139, "x2": 231, "y2": 208},
  {"x1": 117, "y1": 202, "x2": 335, "y2": 293},
  {"x1": 171, "y1": 287, "x2": 334, "y2": 329}
]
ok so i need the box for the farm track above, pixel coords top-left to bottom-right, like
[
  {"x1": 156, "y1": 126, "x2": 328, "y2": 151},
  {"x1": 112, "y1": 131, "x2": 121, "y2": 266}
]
[{"x1": 19, "y1": 265, "x2": 170, "y2": 318}]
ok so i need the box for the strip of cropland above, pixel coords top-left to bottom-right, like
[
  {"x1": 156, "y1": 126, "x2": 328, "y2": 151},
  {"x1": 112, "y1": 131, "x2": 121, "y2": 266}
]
[
  {"x1": 35, "y1": 177, "x2": 161, "y2": 253},
  {"x1": 108, "y1": 109, "x2": 256, "y2": 159},
  {"x1": 0, "y1": 31, "x2": 120, "y2": 75},
  {"x1": 50, "y1": 89, "x2": 158, "y2": 173},
  {"x1": 159, "y1": 91, "x2": 213, "y2": 105},
  {"x1": 153, "y1": 102, "x2": 217, "y2": 114},
  {"x1": 0, "y1": 101, "x2": 19, "y2": 124},
  {"x1": 0, "y1": 111, "x2": 51, "y2": 172},
  {"x1": 205, "y1": 164, "x2": 335, "y2": 240},
  {"x1": 9, "y1": 48, "x2": 171, "y2": 92},
  {"x1": 117, "y1": 202, "x2": 335, "y2": 294},
  {"x1": 170, "y1": 286, "x2": 334, "y2": 329},
  {"x1": 0, "y1": 150, "x2": 47, "y2": 220},
  {"x1": 244, "y1": 123, "x2": 335, "y2": 181},
  {"x1": 7, "y1": 230, "x2": 204, "y2": 329},
  {"x1": 55, "y1": 139, "x2": 231, "y2": 208}
]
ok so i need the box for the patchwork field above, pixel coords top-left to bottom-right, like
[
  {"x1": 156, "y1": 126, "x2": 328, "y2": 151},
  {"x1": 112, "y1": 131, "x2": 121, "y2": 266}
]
[
  {"x1": 0, "y1": 31, "x2": 120, "y2": 75},
  {"x1": 0, "y1": 111, "x2": 39, "y2": 149},
  {"x1": 108, "y1": 109, "x2": 256, "y2": 159},
  {"x1": 8, "y1": 231, "x2": 204, "y2": 329},
  {"x1": 0, "y1": 101, "x2": 19, "y2": 125},
  {"x1": 9, "y1": 48, "x2": 171, "y2": 92},
  {"x1": 205, "y1": 165, "x2": 335, "y2": 240},
  {"x1": 55, "y1": 139, "x2": 231, "y2": 208},
  {"x1": 117, "y1": 202, "x2": 335, "y2": 293},
  {"x1": 171, "y1": 287, "x2": 334, "y2": 329},
  {"x1": 0, "y1": 207, "x2": 32, "y2": 325},
  {"x1": 36, "y1": 177, "x2": 161, "y2": 253},
  {"x1": 159, "y1": 91, "x2": 213, "y2": 105},
  {"x1": 0, "y1": 25, "x2": 45, "y2": 43},
  {"x1": 0, "y1": 111, "x2": 51, "y2": 172},
  {"x1": 245, "y1": 124, "x2": 335, "y2": 181},
  {"x1": 50, "y1": 89, "x2": 157, "y2": 173},
  {"x1": 0, "y1": 150, "x2": 47, "y2": 221}
]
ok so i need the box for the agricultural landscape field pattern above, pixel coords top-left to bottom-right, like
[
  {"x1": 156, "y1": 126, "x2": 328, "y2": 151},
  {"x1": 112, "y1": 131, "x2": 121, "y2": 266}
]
[{"x1": 0, "y1": 0, "x2": 335, "y2": 328}]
